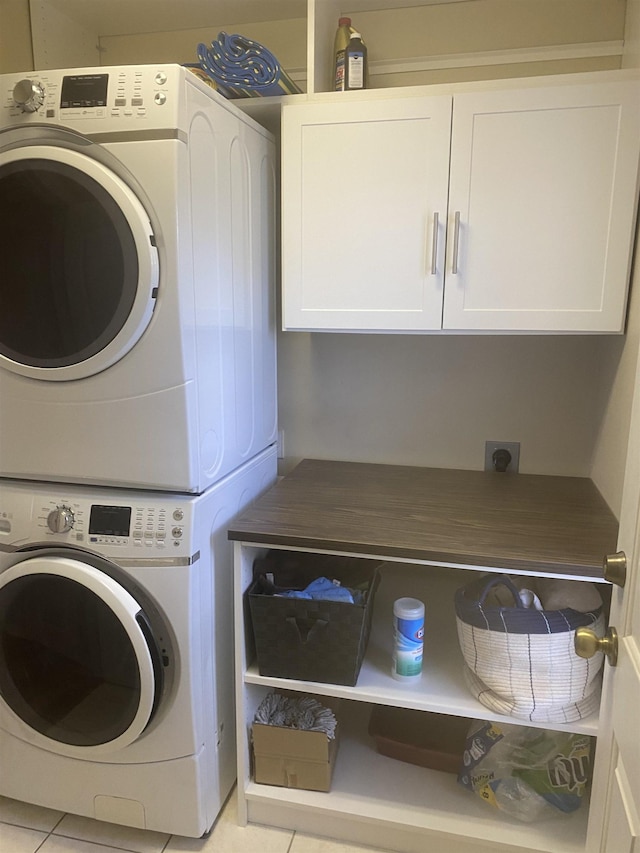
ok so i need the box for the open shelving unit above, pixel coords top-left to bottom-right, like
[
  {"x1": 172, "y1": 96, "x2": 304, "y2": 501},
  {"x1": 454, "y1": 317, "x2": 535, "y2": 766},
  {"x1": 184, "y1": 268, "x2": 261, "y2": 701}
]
[{"x1": 230, "y1": 460, "x2": 618, "y2": 853}]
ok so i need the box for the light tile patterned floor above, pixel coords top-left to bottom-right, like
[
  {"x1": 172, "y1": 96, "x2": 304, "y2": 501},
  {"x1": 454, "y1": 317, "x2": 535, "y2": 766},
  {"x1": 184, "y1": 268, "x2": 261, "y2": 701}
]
[{"x1": 0, "y1": 789, "x2": 387, "y2": 853}]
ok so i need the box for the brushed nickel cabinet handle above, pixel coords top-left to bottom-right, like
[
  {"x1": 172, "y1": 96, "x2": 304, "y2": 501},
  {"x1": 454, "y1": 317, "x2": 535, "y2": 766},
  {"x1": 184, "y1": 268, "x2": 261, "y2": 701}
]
[
  {"x1": 451, "y1": 211, "x2": 461, "y2": 274},
  {"x1": 431, "y1": 211, "x2": 439, "y2": 275}
]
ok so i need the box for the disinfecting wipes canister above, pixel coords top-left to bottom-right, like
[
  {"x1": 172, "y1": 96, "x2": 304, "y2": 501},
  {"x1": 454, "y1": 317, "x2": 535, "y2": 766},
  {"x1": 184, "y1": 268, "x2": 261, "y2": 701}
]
[{"x1": 392, "y1": 597, "x2": 425, "y2": 680}]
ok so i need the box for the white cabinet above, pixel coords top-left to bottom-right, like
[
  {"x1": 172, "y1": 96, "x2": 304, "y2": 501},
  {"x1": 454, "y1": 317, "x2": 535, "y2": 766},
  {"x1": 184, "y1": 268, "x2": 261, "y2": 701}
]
[{"x1": 281, "y1": 78, "x2": 640, "y2": 333}]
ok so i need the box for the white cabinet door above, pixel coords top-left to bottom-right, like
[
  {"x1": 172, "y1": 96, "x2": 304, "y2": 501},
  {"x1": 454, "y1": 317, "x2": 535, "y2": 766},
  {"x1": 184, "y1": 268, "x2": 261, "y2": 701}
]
[
  {"x1": 593, "y1": 313, "x2": 640, "y2": 851},
  {"x1": 602, "y1": 747, "x2": 640, "y2": 852},
  {"x1": 444, "y1": 82, "x2": 640, "y2": 332},
  {"x1": 599, "y1": 560, "x2": 640, "y2": 851},
  {"x1": 281, "y1": 96, "x2": 452, "y2": 331}
]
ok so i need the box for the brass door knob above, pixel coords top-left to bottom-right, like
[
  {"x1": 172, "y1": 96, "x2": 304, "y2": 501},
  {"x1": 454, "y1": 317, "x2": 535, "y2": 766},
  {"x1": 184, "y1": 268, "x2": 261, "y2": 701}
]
[
  {"x1": 575, "y1": 626, "x2": 618, "y2": 667},
  {"x1": 603, "y1": 551, "x2": 627, "y2": 588}
]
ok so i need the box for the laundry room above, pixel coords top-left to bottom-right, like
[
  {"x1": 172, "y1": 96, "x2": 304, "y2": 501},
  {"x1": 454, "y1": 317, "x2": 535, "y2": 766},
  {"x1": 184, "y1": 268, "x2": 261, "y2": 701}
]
[{"x1": 0, "y1": 1, "x2": 639, "y2": 853}]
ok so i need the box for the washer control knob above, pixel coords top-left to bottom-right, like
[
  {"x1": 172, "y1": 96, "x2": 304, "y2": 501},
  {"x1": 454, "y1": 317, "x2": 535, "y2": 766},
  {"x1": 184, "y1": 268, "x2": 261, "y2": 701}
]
[
  {"x1": 47, "y1": 506, "x2": 75, "y2": 533},
  {"x1": 13, "y1": 78, "x2": 45, "y2": 113},
  {"x1": 155, "y1": 71, "x2": 167, "y2": 85},
  {"x1": 172, "y1": 509, "x2": 184, "y2": 521},
  {"x1": 172, "y1": 526, "x2": 183, "y2": 539},
  {"x1": 154, "y1": 92, "x2": 167, "y2": 105}
]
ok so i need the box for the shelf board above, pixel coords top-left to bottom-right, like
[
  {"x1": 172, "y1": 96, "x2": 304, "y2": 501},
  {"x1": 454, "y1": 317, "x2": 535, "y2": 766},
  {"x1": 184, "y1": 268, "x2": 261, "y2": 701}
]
[
  {"x1": 244, "y1": 700, "x2": 590, "y2": 853},
  {"x1": 229, "y1": 459, "x2": 619, "y2": 578},
  {"x1": 244, "y1": 563, "x2": 600, "y2": 737}
]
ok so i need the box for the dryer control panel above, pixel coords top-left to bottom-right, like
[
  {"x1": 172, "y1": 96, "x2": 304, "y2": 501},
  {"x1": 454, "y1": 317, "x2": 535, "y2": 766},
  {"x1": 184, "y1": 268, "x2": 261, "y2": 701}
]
[
  {"x1": 0, "y1": 480, "x2": 193, "y2": 558},
  {"x1": 0, "y1": 64, "x2": 196, "y2": 133}
]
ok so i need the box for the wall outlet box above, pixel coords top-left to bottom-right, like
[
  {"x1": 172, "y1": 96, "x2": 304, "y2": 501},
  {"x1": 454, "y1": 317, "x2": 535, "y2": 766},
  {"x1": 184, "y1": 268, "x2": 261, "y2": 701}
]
[{"x1": 484, "y1": 441, "x2": 520, "y2": 473}]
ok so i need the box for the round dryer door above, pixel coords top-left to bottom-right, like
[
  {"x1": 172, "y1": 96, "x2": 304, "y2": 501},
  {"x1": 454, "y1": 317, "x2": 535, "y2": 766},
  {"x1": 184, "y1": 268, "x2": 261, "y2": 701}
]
[
  {"x1": 0, "y1": 145, "x2": 159, "y2": 381},
  {"x1": 0, "y1": 555, "x2": 164, "y2": 756}
]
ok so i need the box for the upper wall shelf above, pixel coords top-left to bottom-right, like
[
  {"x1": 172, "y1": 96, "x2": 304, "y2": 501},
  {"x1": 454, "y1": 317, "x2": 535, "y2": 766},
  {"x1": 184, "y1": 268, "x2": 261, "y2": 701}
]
[
  {"x1": 30, "y1": 0, "x2": 625, "y2": 85},
  {"x1": 28, "y1": 0, "x2": 626, "y2": 130}
]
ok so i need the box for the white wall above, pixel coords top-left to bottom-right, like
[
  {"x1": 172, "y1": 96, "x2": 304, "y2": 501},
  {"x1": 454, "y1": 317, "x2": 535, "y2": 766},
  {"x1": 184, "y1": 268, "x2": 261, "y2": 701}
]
[
  {"x1": 622, "y1": 0, "x2": 640, "y2": 68},
  {"x1": 0, "y1": 0, "x2": 33, "y2": 72},
  {"x1": 358, "y1": 0, "x2": 625, "y2": 87},
  {"x1": 277, "y1": 331, "x2": 617, "y2": 478},
  {"x1": 589, "y1": 0, "x2": 640, "y2": 517}
]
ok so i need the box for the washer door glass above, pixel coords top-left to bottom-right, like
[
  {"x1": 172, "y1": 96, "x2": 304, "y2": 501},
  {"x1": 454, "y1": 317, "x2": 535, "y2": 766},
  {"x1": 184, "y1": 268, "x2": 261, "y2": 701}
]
[
  {"x1": 0, "y1": 145, "x2": 158, "y2": 381},
  {"x1": 0, "y1": 556, "x2": 162, "y2": 752}
]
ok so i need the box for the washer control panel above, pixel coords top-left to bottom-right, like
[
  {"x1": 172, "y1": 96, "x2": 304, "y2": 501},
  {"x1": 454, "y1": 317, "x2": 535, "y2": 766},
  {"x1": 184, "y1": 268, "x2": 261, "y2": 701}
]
[
  {"x1": 0, "y1": 484, "x2": 192, "y2": 555},
  {"x1": 90, "y1": 501, "x2": 189, "y2": 550}
]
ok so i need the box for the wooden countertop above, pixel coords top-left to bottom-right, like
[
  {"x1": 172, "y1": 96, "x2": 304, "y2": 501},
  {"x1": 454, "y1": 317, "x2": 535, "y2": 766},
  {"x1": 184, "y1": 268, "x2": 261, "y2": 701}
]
[{"x1": 228, "y1": 459, "x2": 619, "y2": 579}]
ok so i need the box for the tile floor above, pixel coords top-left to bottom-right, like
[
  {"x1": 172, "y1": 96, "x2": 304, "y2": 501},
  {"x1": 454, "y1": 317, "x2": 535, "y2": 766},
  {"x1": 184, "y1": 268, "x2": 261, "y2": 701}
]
[{"x1": 0, "y1": 789, "x2": 387, "y2": 853}]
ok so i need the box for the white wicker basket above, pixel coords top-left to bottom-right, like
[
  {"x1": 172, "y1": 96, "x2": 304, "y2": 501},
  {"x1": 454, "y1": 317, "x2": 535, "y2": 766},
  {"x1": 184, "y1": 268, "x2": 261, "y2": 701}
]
[{"x1": 454, "y1": 574, "x2": 605, "y2": 724}]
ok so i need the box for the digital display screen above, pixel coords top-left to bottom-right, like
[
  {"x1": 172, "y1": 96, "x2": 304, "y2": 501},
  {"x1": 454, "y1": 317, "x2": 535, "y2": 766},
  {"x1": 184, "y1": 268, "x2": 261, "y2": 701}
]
[
  {"x1": 60, "y1": 74, "x2": 108, "y2": 109},
  {"x1": 89, "y1": 505, "x2": 131, "y2": 537}
]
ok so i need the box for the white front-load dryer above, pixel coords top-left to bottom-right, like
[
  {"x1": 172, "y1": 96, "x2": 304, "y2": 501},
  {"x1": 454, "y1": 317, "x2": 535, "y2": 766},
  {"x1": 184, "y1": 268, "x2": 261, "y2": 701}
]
[
  {"x1": 0, "y1": 64, "x2": 277, "y2": 492},
  {"x1": 0, "y1": 445, "x2": 277, "y2": 836}
]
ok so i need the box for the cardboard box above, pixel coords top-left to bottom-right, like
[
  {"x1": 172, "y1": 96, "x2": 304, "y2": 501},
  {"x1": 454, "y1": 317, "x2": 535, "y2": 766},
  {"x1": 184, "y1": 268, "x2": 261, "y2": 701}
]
[
  {"x1": 252, "y1": 721, "x2": 339, "y2": 791},
  {"x1": 248, "y1": 552, "x2": 382, "y2": 686}
]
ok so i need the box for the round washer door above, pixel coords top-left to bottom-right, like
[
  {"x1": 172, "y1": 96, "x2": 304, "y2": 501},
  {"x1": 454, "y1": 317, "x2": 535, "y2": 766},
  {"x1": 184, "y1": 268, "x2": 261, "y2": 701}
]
[
  {"x1": 0, "y1": 555, "x2": 164, "y2": 757},
  {"x1": 0, "y1": 145, "x2": 159, "y2": 381}
]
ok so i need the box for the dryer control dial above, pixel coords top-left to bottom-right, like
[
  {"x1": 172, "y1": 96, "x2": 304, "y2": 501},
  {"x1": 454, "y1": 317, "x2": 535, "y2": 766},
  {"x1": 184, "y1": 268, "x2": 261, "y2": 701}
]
[
  {"x1": 47, "y1": 506, "x2": 75, "y2": 533},
  {"x1": 13, "y1": 78, "x2": 45, "y2": 113}
]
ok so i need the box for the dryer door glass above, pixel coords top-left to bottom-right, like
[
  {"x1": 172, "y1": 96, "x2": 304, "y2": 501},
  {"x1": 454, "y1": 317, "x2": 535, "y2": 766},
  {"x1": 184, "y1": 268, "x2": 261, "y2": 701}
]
[
  {"x1": 0, "y1": 145, "x2": 158, "y2": 380},
  {"x1": 0, "y1": 569, "x2": 161, "y2": 747},
  {"x1": 0, "y1": 159, "x2": 137, "y2": 366}
]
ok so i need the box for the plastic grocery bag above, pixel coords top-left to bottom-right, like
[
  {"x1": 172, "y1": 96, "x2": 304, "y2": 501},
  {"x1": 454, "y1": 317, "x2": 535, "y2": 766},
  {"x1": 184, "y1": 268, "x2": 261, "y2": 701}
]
[{"x1": 458, "y1": 720, "x2": 593, "y2": 822}]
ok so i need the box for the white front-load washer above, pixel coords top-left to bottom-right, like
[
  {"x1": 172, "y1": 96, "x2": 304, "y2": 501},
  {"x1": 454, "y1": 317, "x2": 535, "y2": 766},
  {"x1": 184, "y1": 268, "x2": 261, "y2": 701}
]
[
  {"x1": 0, "y1": 445, "x2": 277, "y2": 836},
  {"x1": 0, "y1": 64, "x2": 277, "y2": 492}
]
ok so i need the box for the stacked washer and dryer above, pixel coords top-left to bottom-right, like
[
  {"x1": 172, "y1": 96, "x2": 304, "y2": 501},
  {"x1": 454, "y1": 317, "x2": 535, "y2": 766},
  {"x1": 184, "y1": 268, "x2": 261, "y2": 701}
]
[{"x1": 0, "y1": 65, "x2": 277, "y2": 836}]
